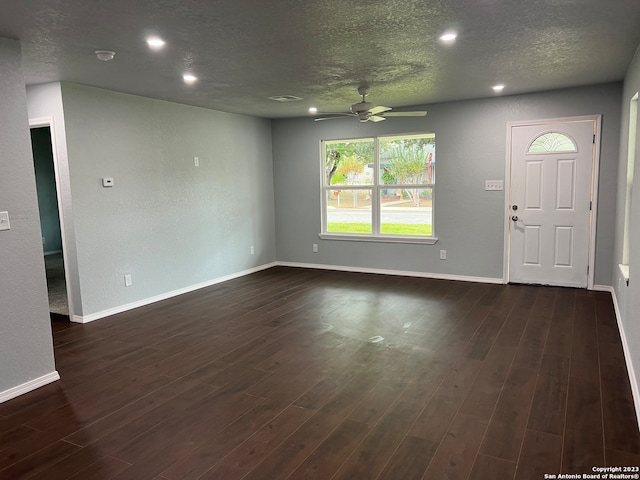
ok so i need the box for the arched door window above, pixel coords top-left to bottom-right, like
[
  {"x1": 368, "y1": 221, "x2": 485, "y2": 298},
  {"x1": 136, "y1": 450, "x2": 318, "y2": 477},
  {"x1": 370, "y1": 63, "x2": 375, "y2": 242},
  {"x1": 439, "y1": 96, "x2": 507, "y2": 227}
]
[{"x1": 527, "y1": 132, "x2": 577, "y2": 153}]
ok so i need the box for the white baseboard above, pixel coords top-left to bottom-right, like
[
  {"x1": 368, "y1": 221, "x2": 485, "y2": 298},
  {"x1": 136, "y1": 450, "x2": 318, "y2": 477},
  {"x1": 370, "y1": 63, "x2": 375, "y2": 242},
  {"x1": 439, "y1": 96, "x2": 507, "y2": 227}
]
[
  {"x1": 601, "y1": 285, "x2": 640, "y2": 432},
  {"x1": 275, "y1": 261, "x2": 505, "y2": 284},
  {"x1": 72, "y1": 262, "x2": 278, "y2": 324},
  {"x1": 0, "y1": 371, "x2": 60, "y2": 404}
]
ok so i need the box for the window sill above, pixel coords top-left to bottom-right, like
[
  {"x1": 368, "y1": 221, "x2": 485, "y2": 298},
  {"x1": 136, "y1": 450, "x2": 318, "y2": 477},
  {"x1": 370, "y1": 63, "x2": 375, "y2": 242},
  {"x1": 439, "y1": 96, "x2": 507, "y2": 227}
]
[
  {"x1": 319, "y1": 233, "x2": 438, "y2": 245},
  {"x1": 619, "y1": 263, "x2": 630, "y2": 286}
]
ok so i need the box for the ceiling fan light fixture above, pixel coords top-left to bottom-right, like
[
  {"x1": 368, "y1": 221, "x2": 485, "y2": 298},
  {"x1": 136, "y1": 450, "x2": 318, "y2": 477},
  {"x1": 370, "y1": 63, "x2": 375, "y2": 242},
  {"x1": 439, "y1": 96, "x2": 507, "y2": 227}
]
[
  {"x1": 314, "y1": 86, "x2": 426, "y2": 123},
  {"x1": 94, "y1": 50, "x2": 115, "y2": 61},
  {"x1": 351, "y1": 101, "x2": 375, "y2": 114}
]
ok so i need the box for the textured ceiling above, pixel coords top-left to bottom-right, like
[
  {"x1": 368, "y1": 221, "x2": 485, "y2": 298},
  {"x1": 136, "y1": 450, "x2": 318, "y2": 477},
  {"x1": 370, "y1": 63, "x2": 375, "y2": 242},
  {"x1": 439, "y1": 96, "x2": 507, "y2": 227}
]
[{"x1": 1, "y1": 0, "x2": 640, "y2": 118}]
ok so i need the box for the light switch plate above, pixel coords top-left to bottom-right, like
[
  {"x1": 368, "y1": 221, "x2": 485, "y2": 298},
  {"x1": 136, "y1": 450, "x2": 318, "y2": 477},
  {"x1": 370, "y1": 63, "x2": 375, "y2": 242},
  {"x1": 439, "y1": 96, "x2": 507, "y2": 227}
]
[
  {"x1": 485, "y1": 180, "x2": 504, "y2": 191},
  {"x1": 102, "y1": 177, "x2": 114, "y2": 187},
  {"x1": 0, "y1": 211, "x2": 10, "y2": 231}
]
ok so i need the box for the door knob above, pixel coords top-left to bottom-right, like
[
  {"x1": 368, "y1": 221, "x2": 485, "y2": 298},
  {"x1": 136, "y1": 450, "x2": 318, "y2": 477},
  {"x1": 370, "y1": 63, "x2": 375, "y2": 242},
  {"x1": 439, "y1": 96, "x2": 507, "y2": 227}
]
[{"x1": 511, "y1": 215, "x2": 518, "y2": 221}]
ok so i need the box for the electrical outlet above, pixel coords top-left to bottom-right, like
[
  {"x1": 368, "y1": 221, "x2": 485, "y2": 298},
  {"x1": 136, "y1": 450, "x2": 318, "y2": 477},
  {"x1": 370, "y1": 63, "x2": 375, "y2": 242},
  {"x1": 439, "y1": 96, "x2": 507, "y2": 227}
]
[
  {"x1": 250, "y1": 246, "x2": 255, "y2": 255},
  {"x1": 485, "y1": 180, "x2": 504, "y2": 191},
  {"x1": 312, "y1": 243, "x2": 318, "y2": 253},
  {"x1": 194, "y1": 156, "x2": 199, "y2": 167},
  {"x1": 124, "y1": 274, "x2": 132, "y2": 287},
  {"x1": 440, "y1": 249, "x2": 447, "y2": 260}
]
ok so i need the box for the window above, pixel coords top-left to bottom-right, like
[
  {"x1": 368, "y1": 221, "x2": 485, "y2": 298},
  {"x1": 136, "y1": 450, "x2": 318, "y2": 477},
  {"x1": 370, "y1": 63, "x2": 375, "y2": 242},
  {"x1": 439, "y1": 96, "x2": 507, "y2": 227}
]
[
  {"x1": 527, "y1": 132, "x2": 577, "y2": 153},
  {"x1": 321, "y1": 133, "x2": 436, "y2": 243}
]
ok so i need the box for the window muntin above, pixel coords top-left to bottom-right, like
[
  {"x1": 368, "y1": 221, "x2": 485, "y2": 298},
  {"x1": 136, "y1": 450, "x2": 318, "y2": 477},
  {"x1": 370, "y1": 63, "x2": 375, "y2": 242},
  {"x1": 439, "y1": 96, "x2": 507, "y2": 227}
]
[{"x1": 322, "y1": 134, "x2": 435, "y2": 241}]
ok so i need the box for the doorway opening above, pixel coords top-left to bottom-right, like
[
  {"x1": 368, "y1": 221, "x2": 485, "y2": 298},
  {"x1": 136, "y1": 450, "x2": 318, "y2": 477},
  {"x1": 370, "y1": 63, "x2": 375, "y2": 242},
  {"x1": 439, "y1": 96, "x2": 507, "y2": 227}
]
[{"x1": 30, "y1": 126, "x2": 69, "y2": 320}]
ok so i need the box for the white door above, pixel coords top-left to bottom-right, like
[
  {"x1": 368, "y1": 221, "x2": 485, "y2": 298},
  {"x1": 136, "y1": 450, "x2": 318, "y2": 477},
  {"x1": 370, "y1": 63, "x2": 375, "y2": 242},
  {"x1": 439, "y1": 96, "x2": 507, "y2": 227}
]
[{"x1": 508, "y1": 120, "x2": 596, "y2": 288}]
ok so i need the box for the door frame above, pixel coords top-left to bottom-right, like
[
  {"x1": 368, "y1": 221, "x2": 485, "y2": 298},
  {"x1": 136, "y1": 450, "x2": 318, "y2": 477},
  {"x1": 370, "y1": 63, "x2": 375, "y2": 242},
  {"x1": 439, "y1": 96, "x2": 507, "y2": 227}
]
[
  {"x1": 502, "y1": 114, "x2": 602, "y2": 289},
  {"x1": 29, "y1": 116, "x2": 75, "y2": 319}
]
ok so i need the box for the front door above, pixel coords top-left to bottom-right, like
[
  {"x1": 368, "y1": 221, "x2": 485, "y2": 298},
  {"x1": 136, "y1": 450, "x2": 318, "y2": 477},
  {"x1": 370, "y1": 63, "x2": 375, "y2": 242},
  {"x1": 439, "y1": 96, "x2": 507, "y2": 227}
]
[{"x1": 508, "y1": 119, "x2": 596, "y2": 288}]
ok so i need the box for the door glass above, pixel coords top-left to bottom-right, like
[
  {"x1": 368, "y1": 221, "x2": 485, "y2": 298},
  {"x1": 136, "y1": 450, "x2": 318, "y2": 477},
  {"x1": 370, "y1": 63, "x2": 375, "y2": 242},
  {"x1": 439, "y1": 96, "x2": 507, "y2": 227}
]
[{"x1": 527, "y1": 132, "x2": 577, "y2": 153}]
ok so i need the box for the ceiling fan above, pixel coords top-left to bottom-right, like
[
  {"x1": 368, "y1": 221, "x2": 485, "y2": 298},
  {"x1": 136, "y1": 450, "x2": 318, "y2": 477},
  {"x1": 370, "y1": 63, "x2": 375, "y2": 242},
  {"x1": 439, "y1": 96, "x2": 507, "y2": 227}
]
[{"x1": 314, "y1": 86, "x2": 427, "y2": 123}]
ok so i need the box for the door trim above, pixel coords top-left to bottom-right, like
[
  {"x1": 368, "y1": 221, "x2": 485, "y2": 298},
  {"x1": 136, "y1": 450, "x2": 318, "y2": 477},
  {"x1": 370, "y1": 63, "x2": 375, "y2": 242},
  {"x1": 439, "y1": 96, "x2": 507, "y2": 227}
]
[
  {"x1": 503, "y1": 115, "x2": 602, "y2": 289},
  {"x1": 29, "y1": 116, "x2": 75, "y2": 319}
]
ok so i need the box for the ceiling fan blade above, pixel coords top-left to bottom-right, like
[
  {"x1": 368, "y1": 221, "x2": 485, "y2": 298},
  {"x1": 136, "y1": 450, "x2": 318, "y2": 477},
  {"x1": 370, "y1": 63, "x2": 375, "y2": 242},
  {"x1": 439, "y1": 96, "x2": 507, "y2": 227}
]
[
  {"x1": 369, "y1": 115, "x2": 387, "y2": 122},
  {"x1": 368, "y1": 106, "x2": 392, "y2": 115},
  {"x1": 314, "y1": 113, "x2": 356, "y2": 122},
  {"x1": 380, "y1": 111, "x2": 427, "y2": 117}
]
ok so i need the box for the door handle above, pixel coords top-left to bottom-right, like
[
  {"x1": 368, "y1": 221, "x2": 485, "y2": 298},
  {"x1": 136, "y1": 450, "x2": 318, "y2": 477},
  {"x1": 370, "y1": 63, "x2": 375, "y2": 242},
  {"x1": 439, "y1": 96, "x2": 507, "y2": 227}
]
[{"x1": 511, "y1": 215, "x2": 518, "y2": 221}]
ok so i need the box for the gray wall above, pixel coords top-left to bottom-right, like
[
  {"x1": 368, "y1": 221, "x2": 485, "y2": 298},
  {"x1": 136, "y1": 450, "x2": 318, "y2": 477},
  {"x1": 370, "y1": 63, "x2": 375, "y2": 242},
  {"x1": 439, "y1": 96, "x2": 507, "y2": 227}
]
[
  {"x1": 0, "y1": 38, "x2": 57, "y2": 393},
  {"x1": 57, "y1": 83, "x2": 276, "y2": 317},
  {"x1": 613, "y1": 44, "x2": 640, "y2": 397},
  {"x1": 31, "y1": 127, "x2": 62, "y2": 254},
  {"x1": 272, "y1": 83, "x2": 621, "y2": 285}
]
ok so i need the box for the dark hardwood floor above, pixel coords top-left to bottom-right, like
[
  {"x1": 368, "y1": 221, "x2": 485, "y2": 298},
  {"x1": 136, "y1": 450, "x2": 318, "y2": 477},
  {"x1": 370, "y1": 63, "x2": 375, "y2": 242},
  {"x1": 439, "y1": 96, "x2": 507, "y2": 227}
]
[{"x1": 1, "y1": 266, "x2": 639, "y2": 479}]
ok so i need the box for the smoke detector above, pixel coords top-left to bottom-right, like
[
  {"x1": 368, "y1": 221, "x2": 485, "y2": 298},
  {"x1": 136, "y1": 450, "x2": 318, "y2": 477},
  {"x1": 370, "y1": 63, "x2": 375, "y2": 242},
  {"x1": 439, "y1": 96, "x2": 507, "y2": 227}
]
[{"x1": 94, "y1": 50, "x2": 116, "y2": 61}]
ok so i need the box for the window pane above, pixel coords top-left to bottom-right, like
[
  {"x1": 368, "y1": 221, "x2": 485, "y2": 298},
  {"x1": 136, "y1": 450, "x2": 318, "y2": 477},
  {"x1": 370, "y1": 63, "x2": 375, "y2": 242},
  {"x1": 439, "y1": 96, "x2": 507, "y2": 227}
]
[
  {"x1": 528, "y1": 132, "x2": 577, "y2": 153},
  {"x1": 324, "y1": 139, "x2": 374, "y2": 186},
  {"x1": 379, "y1": 135, "x2": 435, "y2": 185},
  {"x1": 380, "y1": 188, "x2": 433, "y2": 236},
  {"x1": 326, "y1": 189, "x2": 372, "y2": 234}
]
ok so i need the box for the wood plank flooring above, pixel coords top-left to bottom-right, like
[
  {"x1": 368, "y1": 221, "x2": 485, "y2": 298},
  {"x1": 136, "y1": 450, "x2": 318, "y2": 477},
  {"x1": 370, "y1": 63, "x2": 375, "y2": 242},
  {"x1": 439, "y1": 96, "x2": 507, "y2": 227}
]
[{"x1": 1, "y1": 266, "x2": 639, "y2": 479}]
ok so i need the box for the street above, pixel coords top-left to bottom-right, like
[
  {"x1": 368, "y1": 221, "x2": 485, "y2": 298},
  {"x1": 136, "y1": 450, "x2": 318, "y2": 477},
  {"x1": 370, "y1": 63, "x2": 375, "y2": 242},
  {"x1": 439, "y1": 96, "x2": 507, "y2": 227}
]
[{"x1": 327, "y1": 206, "x2": 432, "y2": 224}]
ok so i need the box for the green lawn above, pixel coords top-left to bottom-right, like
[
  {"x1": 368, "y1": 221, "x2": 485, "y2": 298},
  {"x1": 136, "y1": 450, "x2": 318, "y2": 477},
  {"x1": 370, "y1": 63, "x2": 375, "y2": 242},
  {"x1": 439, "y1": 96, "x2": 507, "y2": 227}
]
[{"x1": 328, "y1": 223, "x2": 432, "y2": 236}]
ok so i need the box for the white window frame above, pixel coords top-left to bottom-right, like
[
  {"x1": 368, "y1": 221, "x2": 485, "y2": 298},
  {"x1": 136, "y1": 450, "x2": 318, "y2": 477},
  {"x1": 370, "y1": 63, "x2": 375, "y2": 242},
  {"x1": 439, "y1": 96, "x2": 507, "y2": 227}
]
[
  {"x1": 620, "y1": 92, "x2": 638, "y2": 287},
  {"x1": 319, "y1": 133, "x2": 438, "y2": 245}
]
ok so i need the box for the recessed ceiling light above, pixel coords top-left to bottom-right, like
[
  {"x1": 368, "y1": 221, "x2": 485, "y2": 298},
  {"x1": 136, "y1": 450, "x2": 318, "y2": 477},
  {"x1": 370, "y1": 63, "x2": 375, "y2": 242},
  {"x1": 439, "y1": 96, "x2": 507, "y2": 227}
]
[
  {"x1": 147, "y1": 37, "x2": 166, "y2": 49},
  {"x1": 492, "y1": 84, "x2": 505, "y2": 93},
  {"x1": 440, "y1": 32, "x2": 457, "y2": 43},
  {"x1": 308, "y1": 107, "x2": 318, "y2": 114},
  {"x1": 183, "y1": 73, "x2": 198, "y2": 84}
]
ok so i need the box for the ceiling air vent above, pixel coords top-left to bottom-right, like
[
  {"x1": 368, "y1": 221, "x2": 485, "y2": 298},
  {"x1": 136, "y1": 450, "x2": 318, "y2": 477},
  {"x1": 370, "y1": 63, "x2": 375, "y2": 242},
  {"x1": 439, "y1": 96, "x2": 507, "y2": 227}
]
[{"x1": 268, "y1": 95, "x2": 303, "y2": 102}]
